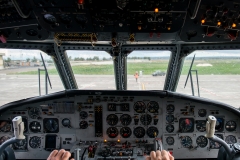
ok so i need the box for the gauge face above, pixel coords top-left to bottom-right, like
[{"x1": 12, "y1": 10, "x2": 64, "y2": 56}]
[
  {"x1": 121, "y1": 103, "x2": 129, "y2": 111},
  {"x1": 29, "y1": 121, "x2": 41, "y2": 133},
  {"x1": 28, "y1": 107, "x2": 40, "y2": 119},
  {"x1": 210, "y1": 134, "x2": 223, "y2": 149},
  {"x1": 120, "y1": 127, "x2": 132, "y2": 138},
  {"x1": 180, "y1": 136, "x2": 192, "y2": 148},
  {"x1": 120, "y1": 114, "x2": 132, "y2": 126},
  {"x1": 0, "y1": 136, "x2": 10, "y2": 145},
  {"x1": 140, "y1": 114, "x2": 152, "y2": 125},
  {"x1": 198, "y1": 109, "x2": 207, "y2": 117},
  {"x1": 60, "y1": 14, "x2": 72, "y2": 24},
  {"x1": 134, "y1": 127, "x2": 145, "y2": 138},
  {"x1": 44, "y1": 119, "x2": 59, "y2": 133},
  {"x1": 166, "y1": 137, "x2": 174, "y2": 145},
  {"x1": 215, "y1": 118, "x2": 224, "y2": 132},
  {"x1": 44, "y1": 14, "x2": 57, "y2": 24},
  {"x1": 62, "y1": 118, "x2": 71, "y2": 127},
  {"x1": 107, "y1": 127, "x2": 118, "y2": 138},
  {"x1": 196, "y1": 120, "x2": 206, "y2": 132},
  {"x1": 147, "y1": 101, "x2": 159, "y2": 113},
  {"x1": 147, "y1": 126, "x2": 158, "y2": 138},
  {"x1": 29, "y1": 136, "x2": 41, "y2": 149},
  {"x1": 166, "y1": 124, "x2": 174, "y2": 133},
  {"x1": 134, "y1": 101, "x2": 146, "y2": 113},
  {"x1": 80, "y1": 111, "x2": 88, "y2": 119},
  {"x1": 225, "y1": 120, "x2": 237, "y2": 132},
  {"x1": 106, "y1": 114, "x2": 118, "y2": 126},
  {"x1": 225, "y1": 135, "x2": 237, "y2": 144},
  {"x1": 79, "y1": 121, "x2": 88, "y2": 129},
  {"x1": 196, "y1": 136, "x2": 208, "y2": 148},
  {"x1": 0, "y1": 121, "x2": 11, "y2": 132},
  {"x1": 108, "y1": 104, "x2": 116, "y2": 111},
  {"x1": 166, "y1": 115, "x2": 174, "y2": 123},
  {"x1": 13, "y1": 136, "x2": 27, "y2": 150},
  {"x1": 179, "y1": 118, "x2": 194, "y2": 133},
  {"x1": 166, "y1": 104, "x2": 175, "y2": 113}
]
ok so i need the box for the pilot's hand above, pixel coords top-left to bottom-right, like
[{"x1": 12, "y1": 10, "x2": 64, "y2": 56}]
[
  {"x1": 47, "y1": 149, "x2": 74, "y2": 160},
  {"x1": 146, "y1": 150, "x2": 174, "y2": 160}
]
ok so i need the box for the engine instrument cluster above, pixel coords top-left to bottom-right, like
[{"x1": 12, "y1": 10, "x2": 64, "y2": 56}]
[{"x1": 0, "y1": 90, "x2": 239, "y2": 160}]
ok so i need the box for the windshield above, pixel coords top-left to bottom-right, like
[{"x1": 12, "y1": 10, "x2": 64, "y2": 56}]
[
  {"x1": 177, "y1": 50, "x2": 240, "y2": 108},
  {"x1": 127, "y1": 51, "x2": 170, "y2": 90},
  {"x1": 66, "y1": 50, "x2": 115, "y2": 90},
  {"x1": 0, "y1": 49, "x2": 64, "y2": 106}
]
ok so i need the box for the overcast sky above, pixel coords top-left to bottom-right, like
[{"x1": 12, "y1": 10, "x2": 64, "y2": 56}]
[{"x1": 0, "y1": 49, "x2": 240, "y2": 60}]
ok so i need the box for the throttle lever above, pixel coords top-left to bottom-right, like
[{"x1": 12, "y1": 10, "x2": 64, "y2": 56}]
[{"x1": 153, "y1": 132, "x2": 163, "y2": 151}]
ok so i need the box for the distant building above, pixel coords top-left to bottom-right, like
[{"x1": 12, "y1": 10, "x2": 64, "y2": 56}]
[{"x1": 0, "y1": 53, "x2": 5, "y2": 69}]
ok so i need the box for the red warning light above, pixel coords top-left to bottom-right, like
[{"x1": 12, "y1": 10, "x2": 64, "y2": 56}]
[
  {"x1": 78, "y1": 0, "x2": 84, "y2": 4},
  {"x1": 185, "y1": 119, "x2": 190, "y2": 125}
]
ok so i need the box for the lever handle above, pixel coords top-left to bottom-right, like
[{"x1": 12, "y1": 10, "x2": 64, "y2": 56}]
[
  {"x1": 205, "y1": 115, "x2": 216, "y2": 138},
  {"x1": 12, "y1": 116, "x2": 25, "y2": 140}
]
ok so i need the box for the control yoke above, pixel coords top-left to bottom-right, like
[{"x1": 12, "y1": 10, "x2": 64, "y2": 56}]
[
  {"x1": 0, "y1": 116, "x2": 25, "y2": 160},
  {"x1": 205, "y1": 115, "x2": 238, "y2": 160}
]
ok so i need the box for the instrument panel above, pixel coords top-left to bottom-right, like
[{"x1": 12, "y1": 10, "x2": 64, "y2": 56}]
[{"x1": 0, "y1": 90, "x2": 239, "y2": 159}]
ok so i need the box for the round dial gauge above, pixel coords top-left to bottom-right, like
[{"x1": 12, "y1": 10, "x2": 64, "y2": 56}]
[
  {"x1": 210, "y1": 134, "x2": 223, "y2": 149},
  {"x1": 179, "y1": 118, "x2": 194, "y2": 132},
  {"x1": 147, "y1": 126, "x2": 158, "y2": 138},
  {"x1": 166, "y1": 115, "x2": 174, "y2": 123},
  {"x1": 28, "y1": 107, "x2": 40, "y2": 119},
  {"x1": 215, "y1": 118, "x2": 224, "y2": 132},
  {"x1": 196, "y1": 136, "x2": 208, "y2": 148},
  {"x1": 29, "y1": 136, "x2": 41, "y2": 149},
  {"x1": 62, "y1": 118, "x2": 71, "y2": 127},
  {"x1": 140, "y1": 114, "x2": 152, "y2": 125},
  {"x1": 134, "y1": 127, "x2": 145, "y2": 138},
  {"x1": 107, "y1": 127, "x2": 118, "y2": 138},
  {"x1": 79, "y1": 121, "x2": 88, "y2": 129},
  {"x1": 180, "y1": 136, "x2": 192, "y2": 148},
  {"x1": 198, "y1": 109, "x2": 207, "y2": 117},
  {"x1": 166, "y1": 137, "x2": 174, "y2": 145},
  {"x1": 44, "y1": 14, "x2": 57, "y2": 24},
  {"x1": 29, "y1": 121, "x2": 41, "y2": 133},
  {"x1": 106, "y1": 114, "x2": 118, "y2": 126},
  {"x1": 0, "y1": 136, "x2": 10, "y2": 145},
  {"x1": 134, "y1": 101, "x2": 146, "y2": 113},
  {"x1": 120, "y1": 114, "x2": 132, "y2": 126},
  {"x1": 166, "y1": 125, "x2": 174, "y2": 133},
  {"x1": 80, "y1": 111, "x2": 88, "y2": 119},
  {"x1": 166, "y1": 104, "x2": 175, "y2": 113},
  {"x1": 225, "y1": 135, "x2": 237, "y2": 144},
  {"x1": 120, "y1": 127, "x2": 132, "y2": 138},
  {"x1": 147, "y1": 101, "x2": 159, "y2": 113},
  {"x1": 44, "y1": 119, "x2": 58, "y2": 132},
  {"x1": 13, "y1": 137, "x2": 27, "y2": 150},
  {"x1": 196, "y1": 120, "x2": 206, "y2": 132},
  {"x1": 225, "y1": 120, "x2": 237, "y2": 132},
  {"x1": 0, "y1": 121, "x2": 11, "y2": 132}
]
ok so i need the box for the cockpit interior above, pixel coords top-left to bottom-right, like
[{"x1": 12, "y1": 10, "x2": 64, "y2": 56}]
[{"x1": 1, "y1": 0, "x2": 240, "y2": 160}]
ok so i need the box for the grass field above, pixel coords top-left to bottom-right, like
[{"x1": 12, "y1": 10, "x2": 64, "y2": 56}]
[{"x1": 14, "y1": 59, "x2": 240, "y2": 75}]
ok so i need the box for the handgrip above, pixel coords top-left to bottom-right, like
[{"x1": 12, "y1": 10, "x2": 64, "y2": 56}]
[
  {"x1": 205, "y1": 115, "x2": 216, "y2": 138},
  {"x1": 12, "y1": 116, "x2": 25, "y2": 140}
]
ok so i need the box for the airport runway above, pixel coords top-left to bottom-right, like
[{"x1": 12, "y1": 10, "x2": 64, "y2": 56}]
[{"x1": 0, "y1": 74, "x2": 240, "y2": 108}]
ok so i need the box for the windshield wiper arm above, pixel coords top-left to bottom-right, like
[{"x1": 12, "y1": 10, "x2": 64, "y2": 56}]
[{"x1": 40, "y1": 52, "x2": 52, "y2": 89}]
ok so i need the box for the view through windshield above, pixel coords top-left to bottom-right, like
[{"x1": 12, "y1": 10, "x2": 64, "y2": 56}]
[
  {"x1": 177, "y1": 50, "x2": 240, "y2": 108},
  {"x1": 0, "y1": 49, "x2": 239, "y2": 108}
]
